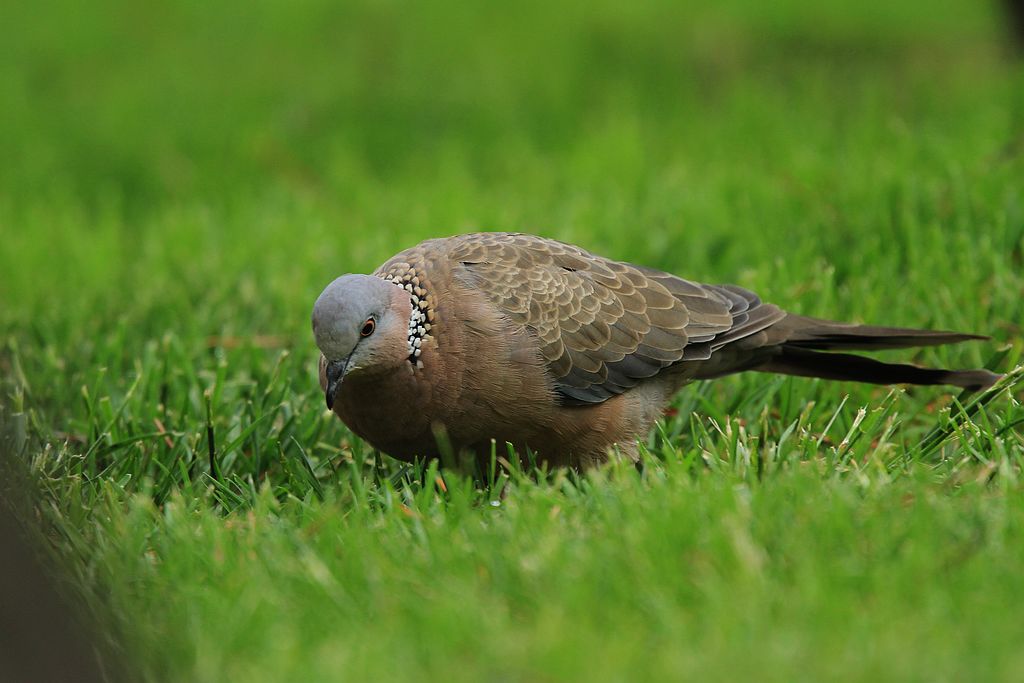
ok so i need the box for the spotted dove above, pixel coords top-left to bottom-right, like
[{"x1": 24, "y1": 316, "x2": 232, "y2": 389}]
[{"x1": 312, "y1": 232, "x2": 999, "y2": 469}]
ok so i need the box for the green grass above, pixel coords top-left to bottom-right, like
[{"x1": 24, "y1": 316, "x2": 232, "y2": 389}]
[{"x1": 2, "y1": 0, "x2": 1024, "y2": 680}]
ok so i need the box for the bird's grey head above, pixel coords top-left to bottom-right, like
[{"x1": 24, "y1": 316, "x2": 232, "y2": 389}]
[{"x1": 311, "y1": 274, "x2": 408, "y2": 409}]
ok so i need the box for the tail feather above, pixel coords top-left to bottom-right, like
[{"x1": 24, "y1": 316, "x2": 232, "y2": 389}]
[
  {"x1": 775, "y1": 314, "x2": 987, "y2": 351},
  {"x1": 725, "y1": 313, "x2": 1002, "y2": 391},
  {"x1": 758, "y1": 347, "x2": 1000, "y2": 391}
]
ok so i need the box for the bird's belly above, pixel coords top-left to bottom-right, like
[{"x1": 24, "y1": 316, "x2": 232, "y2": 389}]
[{"x1": 332, "y1": 363, "x2": 676, "y2": 468}]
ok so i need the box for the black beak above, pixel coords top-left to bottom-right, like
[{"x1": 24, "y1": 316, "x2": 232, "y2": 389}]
[{"x1": 325, "y1": 358, "x2": 349, "y2": 410}]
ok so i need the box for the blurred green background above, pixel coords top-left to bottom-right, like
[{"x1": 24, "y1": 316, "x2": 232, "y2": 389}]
[
  {"x1": 0, "y1": 0, "x2": 1004, "y2": 204},
  {"x1": 2, "y1": 1, "x2": 1023, "y2": 680}
]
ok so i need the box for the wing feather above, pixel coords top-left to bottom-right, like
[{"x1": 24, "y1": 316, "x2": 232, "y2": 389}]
[{"x1": 443, "y1": 233, "x2": 778, "y2": 404}]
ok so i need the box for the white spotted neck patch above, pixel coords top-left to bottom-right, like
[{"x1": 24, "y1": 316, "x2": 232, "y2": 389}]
[{"x1": 379, "y1": 268, "x2": 435, "y2": 369}]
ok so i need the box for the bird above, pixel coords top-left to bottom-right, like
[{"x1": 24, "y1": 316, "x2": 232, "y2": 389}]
[{"x1": 311, "y1": 232, "x2": 999, "y2": 470}]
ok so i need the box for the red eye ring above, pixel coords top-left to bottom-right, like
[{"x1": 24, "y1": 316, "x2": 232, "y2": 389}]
[{"x1": 360, "y1": 318, "x2": 376, "y2": 337}]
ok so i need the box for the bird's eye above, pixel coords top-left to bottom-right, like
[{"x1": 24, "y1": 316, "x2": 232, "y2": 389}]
[{"x1": 360, "y1": 318, "x2": 376, "y2": 337}]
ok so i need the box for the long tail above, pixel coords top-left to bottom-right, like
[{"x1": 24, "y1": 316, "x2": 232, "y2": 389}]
[{"x1": 754, "y1": 314, "x2": 1001, "y2": 390}]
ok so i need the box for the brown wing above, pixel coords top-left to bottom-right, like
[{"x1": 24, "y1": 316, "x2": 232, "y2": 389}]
[{"x1": 447, "y1": 233, "x2": 785, "y2": 404}]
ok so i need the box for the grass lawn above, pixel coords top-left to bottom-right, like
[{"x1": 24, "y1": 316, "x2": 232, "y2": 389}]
[{"x1": 2, "y1": 0, "x2": 1024, "y2": 680}]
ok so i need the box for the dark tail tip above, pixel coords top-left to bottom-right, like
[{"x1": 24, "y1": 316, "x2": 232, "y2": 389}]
[{"x1": 940, "y1": 368, "x2": 1003, "y2": 391}]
